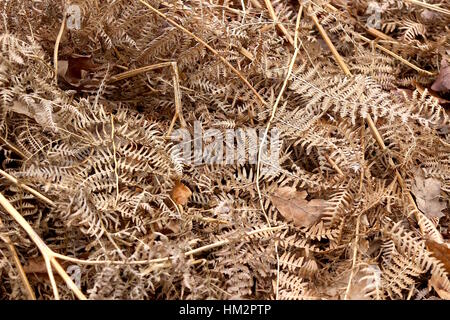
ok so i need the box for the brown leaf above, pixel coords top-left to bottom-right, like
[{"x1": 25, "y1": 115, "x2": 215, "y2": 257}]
[
  {"x1": 426, "y1": 240, "x2": 450, "y2": 274},
  {"x1": 23, "y1": 257, "x2": 49, "y2": 274},
  {"x1": 270, "y1": 187, "x2": 326, "y2": 228},
  {"x1": 170, "y1": 181, "x2": 192, "y2": 206},
  {"x1": 23, "y1": 256, "x2": 79, "y2": 274},
  {"x1": 413, "y1": 80, "x2": 450, "y2": 105},
  {"x1": 57, "y1": 55, "x2": 100, "y2": 87},
  {"x1": 22, "y1": 257, "x2": 68, "y2": 285},
  {"x1": 411, "y1": 169, "x2": 446, "y2": 219},
  {"x1": 431, "y1": 57, "x2": 450, "y2": 93},
  {"x1": 429, "y1": 273, "x2": 450, "y2": 300}
]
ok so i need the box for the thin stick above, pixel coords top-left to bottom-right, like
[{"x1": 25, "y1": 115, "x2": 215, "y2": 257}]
[
  {"x1": 357, "y1": 34, "x2": 435, "y2": 76},
  {"x1": 257, "y1": 47, "x2": 299, "y2": 299},
  {"x1": 366, "y1": 116, "x2": 386, "y2": 152},
  {"x1": 309, "y1": 9, "x2": 352, "y2": 76},
  {"x1": 344, "y1": 214, "x2": 360, "y2": 300},
  {"x1": 108, "y1": 62, "x2": 172, "y2": 83},
  {"x1": 109, "y1": 62, "x2": 186, "y2": 134},
  {"x1": 44, "y1": 255, "x2": 59, "y2": 299},
  {"x1": 404, "y1": 0, "x2": 450, "y2": 16},
  {"x1": 54, "y1": 12, "x2": 67, "y2": 83},
  {"x1": 44, "y1": 224, "x2": 285, "y2": 265},
  {"x1": 318, "y1": 1, "x2": 434, "y2": 75},
  {"x1": 137, "y1": 0, "x2": 266, "y2": 107},
  {"x1": 110, "y1": 115, "x2": 120, "y2": 207},
  {"x1": 324, "y1": 154, "x2": 344, "y2": 176},
  {"x1": 0, "y1": 169, "x2": 55, "y2": 207},
  {"x1": 168, "y1": 62, "x2": 187, "y2": 135},
  {"x1": 140, "y1": 224, "x2": 286, "y2": 275},
  {"x1": 294, "y1": 4, "x2": 304, "y2": 48},
  {"x1": 359, "y1": 119, "x2": 366, "y2": 193},
  {"x1": 263, "y1": 0, "x2": 295, "y2": 47},
  {"x1": 0, "y1": 191, "x2": 87, "y2": 299},
  {"x1": 366, "y1": 27, "x2": 394, "y2": 41},
  {"x1": 0, "y1": 217, "x2": 36, "y2": 299},
  {"x1": 0, "y1": 136, "x2": 26, "y2": 159}
]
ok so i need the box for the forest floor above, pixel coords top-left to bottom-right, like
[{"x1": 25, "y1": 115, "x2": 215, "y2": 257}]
[{"x1": 0, "y1": 0, "x2": 449, "y2": 300}]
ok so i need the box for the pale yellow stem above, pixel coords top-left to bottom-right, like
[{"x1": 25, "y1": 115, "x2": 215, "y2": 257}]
[
  {"x1": 0, "y1": 191, "x2": 87, "y2": 299},
  {"x1": 54, "y1": 12, "x2": 67, "y2": 83}
]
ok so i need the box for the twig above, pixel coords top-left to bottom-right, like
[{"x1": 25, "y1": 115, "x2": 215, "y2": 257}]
[
  {"x1": 263, "y1": 0, "x2": 295, "y2": 47},
  {"x1": 357, "y1": 34, "x2": 435, "y2": 76},
  {"x1": 404, "y1": 0, "x2": 450, "y2": 16},
  {"x1": 108, "y1": 62, "x2": 173, "y2": 83},
  {"x1": 359, "y1": 119, "x2": 366, "y2": 193},
  {"x1": 168, "y1": 62, "x2": 187, "y2": 135},
  {"x1": 137, "y1": 0, "x2": 266, "y2": 107},
  {"x1": 0, "y1": 217, "x2": 36, "y2": 299},
  {"x1": 294, "y1": 4, "x2": 304, "y2": 48},
  {"x1": 324, "y1": 154, "x2": 344, "y2": 176},
  {"x1": 309, "y1": 8, "x2": 352, "y2": 76},
  {"x1": 140, "y1": 224, "x2": 286, "y2": 275},
  {"x1": 0, "y1": 169, "x2": 55, "y2": 207},
  {"x1": 0, "y1": 136, "x2": 26, "y2": 159},
  {"x1": 110, "y1": 115, "x2": 120, "y2": 207},
  {"x1": 0, "y1": 191, "x2": 86, "y2": 299},
  {"x1": 344, "y1": 214, "x2": 360, "y2": 300},
  {"x1": 18, "y1": 224, "x2": 286, "y2": 267},
  {"x1": 368, "y1": 113, "x2": 442, "y2": 243},
  {"x1": 366, "y1": 27, "x2": 395, "y2": 41},
  {"x1": 109, "y1": 61, "x2": 186, "y2": 134},
  {"x1": 237, "y1": 46, "x2": 254, "y2": 61},
  {"x1": 54, "y1": 11, "x2": 67, "y2": 84}
]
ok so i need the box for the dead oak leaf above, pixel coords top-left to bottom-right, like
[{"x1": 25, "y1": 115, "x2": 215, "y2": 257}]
[
  {"x1": 426, "y1": 240, "x2": 450, "y2": 274},
  {"x1": 23, "y1": 257, "x2": 71, "y2": 285},
  {"x1": 411, "y1": 170, "x2": 446, "y2": 219},
  {"x1": 270, "y1": 187, "x2": 326, "y2": 228},
  {"x1": 57, "y1": 55, "x2": 101, "y2": 88},
  {"x1": 170, "y1": 181, "x2": 192, "y2": 206},
  {"x1": 429, "y1": 273, "x2": 450, "y2": 300},
  {"x1": 431, "y1": 57, "x2": 450, "y2": 93}
]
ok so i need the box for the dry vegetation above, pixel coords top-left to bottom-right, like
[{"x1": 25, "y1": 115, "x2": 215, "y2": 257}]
[{"x1": 0, "y1": 0, "x2": 449, "y2": 300}]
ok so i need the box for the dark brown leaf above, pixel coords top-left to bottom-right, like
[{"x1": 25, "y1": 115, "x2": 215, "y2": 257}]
[
  {"x1": 170, "y1": 181, "x2": 192, "y2": 206},
  {"x1": 270, "y1": 187, "x2": 326, "y2": 228},
  {"x1": 431, "y1": 58, "x2": 450, "y2": 92},
  {"x1": 57, "y1": 55, "x2": 101, "y2": 87},
  {"x1": 426, "y1": 240, "x2": 450, "y2": 274}
]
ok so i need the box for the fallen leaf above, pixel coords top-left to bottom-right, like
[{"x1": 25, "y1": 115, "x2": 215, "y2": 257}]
[
  {"x1": 7, "y1": 100, "x2": 57, "y2": 131},
  {"x1": 23, "y1": 257, "x2": 70, "y2": 285},
  {"x1": 420, "y1": 9, "x2": 439, "y2": 23},
  {"x1": 270, "y1": 187, "x2": 326, "y2": 228},
  {"x1": 431, "y1": 57, "x2": 450, "y2": 92},
  {"x1": 166, "y1": 220, "x2": 181, "y2": 234},
  {"x1": 23, "y1": 257, "x2": 51, "y2": 274},
  {"x1": 426, "y1": 240, "x2": 450, "y2": 274},
  {"x1": 411, "y1": 169, "x2": 446, "y2": 219},
  {"x1": 8, "y1": 100, "x2": 34, "y2": 118},
  {"x1": 170, "y1": 181, "x2": 192, "y2": 206},
  {"x1": 413, "y1": 80, "x2": 450, "y2": 105},
  {"x1": 344, "y1": 270, "x2": 373, "y2": 300},
  {"x1": 57, "y1": 55, "x2": 101, "y2": 88},
  {"x1": 429, "y1": 273, "x2": 450, "y2": 300}
]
